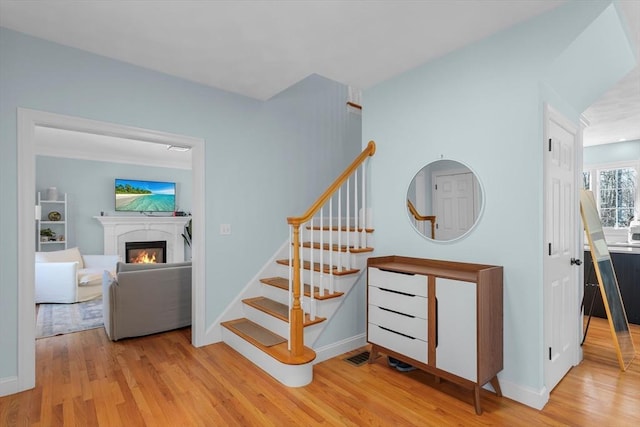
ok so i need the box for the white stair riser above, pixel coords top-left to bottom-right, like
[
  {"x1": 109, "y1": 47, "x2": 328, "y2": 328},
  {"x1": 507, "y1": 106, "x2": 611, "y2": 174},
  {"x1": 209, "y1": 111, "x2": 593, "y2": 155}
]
[
  {"x1": 243, "y1": 304, "x2": 290, "y2": 338},
  {"x1": 305, "y1": 230, "x2": 367, "y2": 245},
  {"x1": 261, "y1": 285, "x2": 290, "y2": 305},
  {"x1": 242, "y1": 301, "x2": 330, "y2": 344},
  {"x1": 274, "y1": 265, "x2": 358, "y2": 294},
  {"x1": 222, "y1": 328, "x2": 312, "y2": 387}
]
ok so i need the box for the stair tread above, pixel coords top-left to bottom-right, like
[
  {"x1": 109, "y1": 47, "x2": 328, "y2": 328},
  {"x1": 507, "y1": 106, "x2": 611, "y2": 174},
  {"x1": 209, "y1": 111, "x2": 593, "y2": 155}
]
[
  {"x1": 301, "y1": 241, "x2": 374, "y2": 253},
  {"x1": 243, "y1": 296, "x2": 326, "y2": 326},
  {"x1": 260, "y1": 277, "x2": 344, "y2": 300},
  {"x1": 276, "y1": 259, "x2": 360, "y2": 276},
  {"x1": 222, "y1": 318, "x2": 316, "y2": 365}
]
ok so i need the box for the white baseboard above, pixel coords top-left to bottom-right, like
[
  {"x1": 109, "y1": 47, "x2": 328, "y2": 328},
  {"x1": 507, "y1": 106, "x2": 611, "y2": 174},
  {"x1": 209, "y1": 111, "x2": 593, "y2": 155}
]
[
  {"x1": 313, "y1": 333, "x2": 367, "y2": 364},
  {"x1": 500, "y1": 378, "x2": 549, "y2": 410},
  {"x1": 0, "y1": 376, "x2": 18, "y2": 397}
]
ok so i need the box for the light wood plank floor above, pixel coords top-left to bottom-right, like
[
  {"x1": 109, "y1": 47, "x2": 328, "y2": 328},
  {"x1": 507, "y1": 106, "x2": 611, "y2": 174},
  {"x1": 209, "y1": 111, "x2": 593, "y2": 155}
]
[{"x1": 1, "y1": 317, "x2": 639, "y2": 426}]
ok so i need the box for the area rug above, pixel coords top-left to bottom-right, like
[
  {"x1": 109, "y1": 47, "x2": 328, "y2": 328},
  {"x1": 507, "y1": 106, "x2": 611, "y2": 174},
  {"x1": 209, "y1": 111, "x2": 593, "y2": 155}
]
[{"x1": 36, "y1": 297, "x2": 103, "y2": 339}]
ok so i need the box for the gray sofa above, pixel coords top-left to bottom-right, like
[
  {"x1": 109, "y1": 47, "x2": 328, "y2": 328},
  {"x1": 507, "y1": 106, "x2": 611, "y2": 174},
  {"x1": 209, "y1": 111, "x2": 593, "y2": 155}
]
[{"x1": 102, "y1": 261, "x2": 192, "y2": 341}]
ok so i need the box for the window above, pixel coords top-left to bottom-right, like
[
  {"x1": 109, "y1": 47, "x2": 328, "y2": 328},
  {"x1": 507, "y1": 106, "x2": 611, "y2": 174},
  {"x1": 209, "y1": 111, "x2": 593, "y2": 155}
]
[
  {"x1": 583, "y1": 162, "x2": 638, "y2": 228},
  {"x1": 582, "y1": 171, "x2": 591, "y2": 190}
]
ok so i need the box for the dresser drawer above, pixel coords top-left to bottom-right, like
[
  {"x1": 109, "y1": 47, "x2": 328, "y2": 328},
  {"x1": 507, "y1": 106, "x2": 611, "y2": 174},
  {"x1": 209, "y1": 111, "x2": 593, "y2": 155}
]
[
  {"x1": 368, "y1": 322, "x2": 428, "y2": 363},
  {"x1": 368, "y1": 267, "x2": 427, "y2": 297},
  {"x1": 368, "y1": 286, "x2": 427, "y2": 319},
  {"x1": 368, "y1": 304, "x2": 428, "y2": 341}
]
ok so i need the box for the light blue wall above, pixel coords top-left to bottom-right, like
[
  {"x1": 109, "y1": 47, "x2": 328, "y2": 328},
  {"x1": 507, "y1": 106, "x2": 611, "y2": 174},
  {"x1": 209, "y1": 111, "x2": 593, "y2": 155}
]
[
  {"x1": 363, "y1": 0, "x2": 634, "y2": 400},
  {"x1": 584, "y1": 139, "x2": 640, "y2": 165},
  {"x1": 0, "y1": 28, "x2": 360, "y2": 382},
  {"x1": 36, "y1": 156, "x2": 192, "y2": 254}
]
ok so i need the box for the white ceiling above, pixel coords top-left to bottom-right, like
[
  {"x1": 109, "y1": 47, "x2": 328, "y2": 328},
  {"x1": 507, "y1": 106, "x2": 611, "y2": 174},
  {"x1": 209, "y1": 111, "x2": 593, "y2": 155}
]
[
  {"x1": 34, "y1": 126, "x2": 193, "y2": 170},
  {"x1": 1, "y1": 0, "x2": 638, "y2": 156}
]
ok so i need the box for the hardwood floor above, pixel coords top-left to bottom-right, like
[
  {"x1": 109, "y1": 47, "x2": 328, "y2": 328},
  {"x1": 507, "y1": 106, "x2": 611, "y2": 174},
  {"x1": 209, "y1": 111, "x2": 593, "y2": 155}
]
[{"x1": 1, "y1": 317, "x2": 639, "y2": 426}]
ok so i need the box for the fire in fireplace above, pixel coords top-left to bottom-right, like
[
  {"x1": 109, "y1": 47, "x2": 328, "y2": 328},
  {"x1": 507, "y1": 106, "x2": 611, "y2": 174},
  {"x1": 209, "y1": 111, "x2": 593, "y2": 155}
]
[{"x1": 125, "y1": 240, "x2": 167, "y2": 264}]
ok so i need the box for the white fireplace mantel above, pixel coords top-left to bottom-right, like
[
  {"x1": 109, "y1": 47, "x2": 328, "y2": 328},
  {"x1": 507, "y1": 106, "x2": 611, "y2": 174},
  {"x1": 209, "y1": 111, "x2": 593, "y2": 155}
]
[{"x1": 94, "y1": 216, "x2": 191, "y2": 263}]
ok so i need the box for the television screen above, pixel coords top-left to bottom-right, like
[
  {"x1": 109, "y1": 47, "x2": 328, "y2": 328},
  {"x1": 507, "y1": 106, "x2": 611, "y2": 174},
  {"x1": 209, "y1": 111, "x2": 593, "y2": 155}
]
[{"x1": 115, "y1": 179, "x2": 176, "y2": 212}]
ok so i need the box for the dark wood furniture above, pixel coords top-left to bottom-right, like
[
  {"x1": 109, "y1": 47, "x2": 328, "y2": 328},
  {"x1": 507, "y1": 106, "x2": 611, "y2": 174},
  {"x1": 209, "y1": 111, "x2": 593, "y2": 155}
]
[
  {"x1": 367, "y1": 255, "x2": 503, "y2": 415},
  {"x1": 583, "y1": 249, "x2": 640, "y2": 325}
]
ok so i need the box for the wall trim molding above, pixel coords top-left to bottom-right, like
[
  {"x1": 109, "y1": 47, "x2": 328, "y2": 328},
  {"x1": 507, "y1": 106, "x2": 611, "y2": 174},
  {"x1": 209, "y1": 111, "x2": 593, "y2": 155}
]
[
  {"x1": 0, "y1": 376, "x2": 18, "y2": 398},
  {"x1": 500, "y1": 379, "x2": 549, "y2": 410},
  {"x1": 313, "y1": 334, "x2": 367, "y2": 364}
]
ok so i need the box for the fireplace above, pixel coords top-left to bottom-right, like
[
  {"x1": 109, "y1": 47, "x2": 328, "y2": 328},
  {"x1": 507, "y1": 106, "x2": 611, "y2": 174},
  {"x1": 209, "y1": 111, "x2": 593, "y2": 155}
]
[{"x1": 125, "y1": 240, "x2": 167, "y2": 264}]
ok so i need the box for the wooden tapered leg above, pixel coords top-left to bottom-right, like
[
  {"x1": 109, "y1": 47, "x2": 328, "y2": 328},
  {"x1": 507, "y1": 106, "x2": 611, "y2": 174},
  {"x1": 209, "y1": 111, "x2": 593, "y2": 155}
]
[
  {"x1": 368, "y1": 345, "x2": 379, "y2": 363},
  {"x1": 490, "y1": 376, "x2": 502, "y2": 397},
  {"x1": 473, "y1": 385, "x2": 482, "y2": 415}
]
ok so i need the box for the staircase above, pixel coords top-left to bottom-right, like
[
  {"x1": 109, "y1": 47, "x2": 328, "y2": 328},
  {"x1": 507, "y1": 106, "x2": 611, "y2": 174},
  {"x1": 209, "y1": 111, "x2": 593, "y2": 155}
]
[{"x1": 220, "y1": 141, "x2": 376, "y2": 387}]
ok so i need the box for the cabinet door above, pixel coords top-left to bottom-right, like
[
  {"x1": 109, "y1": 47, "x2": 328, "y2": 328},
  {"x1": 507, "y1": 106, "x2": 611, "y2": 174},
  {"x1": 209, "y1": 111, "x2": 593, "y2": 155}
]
[{"x1": 435, "y1": 278, "x2": 477, "y2": 381}]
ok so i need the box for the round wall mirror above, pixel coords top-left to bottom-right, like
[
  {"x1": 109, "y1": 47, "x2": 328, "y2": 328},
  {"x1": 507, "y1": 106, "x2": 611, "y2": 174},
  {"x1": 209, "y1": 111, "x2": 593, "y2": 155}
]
[{"x1": 407, "y1": 159, "x2": 483, "y2": 241}]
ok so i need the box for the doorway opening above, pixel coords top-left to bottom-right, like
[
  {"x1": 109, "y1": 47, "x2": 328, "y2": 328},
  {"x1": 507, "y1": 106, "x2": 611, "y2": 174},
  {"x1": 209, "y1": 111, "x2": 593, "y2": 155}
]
[{"x1": 17, "y1": 108, "x2": 206, "y2": 394}]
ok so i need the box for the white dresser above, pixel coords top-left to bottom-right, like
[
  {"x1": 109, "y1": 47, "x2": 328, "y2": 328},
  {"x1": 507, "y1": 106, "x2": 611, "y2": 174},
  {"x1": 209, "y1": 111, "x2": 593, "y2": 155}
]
[{"x1": 367, "y1": 256, "x2": 503, "y2": 415}]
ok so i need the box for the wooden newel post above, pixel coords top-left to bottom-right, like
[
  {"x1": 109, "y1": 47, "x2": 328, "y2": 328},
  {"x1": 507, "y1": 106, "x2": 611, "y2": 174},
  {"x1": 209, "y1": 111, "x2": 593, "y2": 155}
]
[{"x1": 290, "y1": 223, "x2": 304, "y2": 356}]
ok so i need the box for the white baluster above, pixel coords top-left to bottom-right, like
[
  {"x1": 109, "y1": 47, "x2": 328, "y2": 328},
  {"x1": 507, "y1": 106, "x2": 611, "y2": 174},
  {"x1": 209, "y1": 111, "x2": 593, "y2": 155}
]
[
  {"x1": 361, "y1": 163, "x2": 367, "y2": 248},
  {"x1": 288, "y1": 225, "x2": 293, "y2": 351},
  {"x1": 309, "y1": 218, "x2": 315, "y2": 320},
  {"x1": 303, "y1": 217, "x2": 315, "y2": 306},
  {"x1": 354, "y1": 169, "x2": 360, "y2": 249},
  {"x1": 328, "y1": 197, "x2": 333, "y2": 296},
  {"x1": 346, "y1": 176, "x2": 351, "y2": 270},
  {"x1": 319, "y1": 207, "x2": 324, "y2": 298},
  {"x1": 338, "y1": 187, "x2": 342, "y2": 271},
  {"x1": 299, "y1": 221, "x2": 304, "y2": 320}
]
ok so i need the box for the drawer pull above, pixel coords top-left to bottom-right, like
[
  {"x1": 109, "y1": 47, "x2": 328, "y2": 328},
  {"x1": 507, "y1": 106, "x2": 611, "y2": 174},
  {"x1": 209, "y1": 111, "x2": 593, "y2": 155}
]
[
  {"x1": 378, "y1": 306, "x2": 416, "y2": 318},
  {"x1": 378, "y1": 325, "x2": 416, "y2": 340},
  {"x1": 378, "y1": 268, "x2": 415, "y2": 276},
  {"x1": 379, "y1": 287, "x2": 415, "y2": 297}
]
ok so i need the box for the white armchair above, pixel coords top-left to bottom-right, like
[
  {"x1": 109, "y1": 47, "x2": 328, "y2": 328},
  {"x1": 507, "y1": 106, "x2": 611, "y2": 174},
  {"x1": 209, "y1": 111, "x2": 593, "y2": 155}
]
[{"x1": 35, "y1": 247, "x2": 120, "y2": 303}]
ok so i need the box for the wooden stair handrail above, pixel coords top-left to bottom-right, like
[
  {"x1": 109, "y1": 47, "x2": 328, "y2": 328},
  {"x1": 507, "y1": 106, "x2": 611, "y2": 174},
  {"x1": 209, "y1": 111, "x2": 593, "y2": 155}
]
[
  {"x1": 407, "y1": 199, "x2": 436, "y2": 239},
  {"x1": 287, "y1": 141, "x2": 376, "y2": 226},
  {"x1": 286, "y1": 140, "x2": 376, "y2": 357}
]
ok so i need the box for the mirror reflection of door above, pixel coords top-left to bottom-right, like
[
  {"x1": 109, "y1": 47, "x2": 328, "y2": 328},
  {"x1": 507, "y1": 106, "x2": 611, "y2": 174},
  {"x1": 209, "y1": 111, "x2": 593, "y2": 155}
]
[
  {"x1": 407, "y1": 160, "x2": 483, "y2": 241},
  {"x1": 433, "y1": 170, "x2": 477, "y2": 240}
]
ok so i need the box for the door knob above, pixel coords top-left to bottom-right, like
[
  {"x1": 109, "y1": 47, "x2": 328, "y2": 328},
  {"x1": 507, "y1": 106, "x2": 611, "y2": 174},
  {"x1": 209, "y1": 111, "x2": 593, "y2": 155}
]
[{"x1": 571, "y1": 258, "x2": 582, "y2": 266}]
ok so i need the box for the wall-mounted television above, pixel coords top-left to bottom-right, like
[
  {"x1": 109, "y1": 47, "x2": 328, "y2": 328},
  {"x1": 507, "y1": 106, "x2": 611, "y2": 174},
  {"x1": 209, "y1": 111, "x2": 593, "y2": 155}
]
[{"x1": 115, "y1": 178, "x2": 176, "y2": 212}]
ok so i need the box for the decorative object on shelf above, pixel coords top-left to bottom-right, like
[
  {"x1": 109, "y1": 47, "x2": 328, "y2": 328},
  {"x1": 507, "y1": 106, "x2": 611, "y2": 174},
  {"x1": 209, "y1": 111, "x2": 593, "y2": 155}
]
[
  {"x1": 48, "y1": 211, "x2": 61, "y2": 221},
  {"x1": 46, "y1": 187, "x2": 58, "y2": 201},
  {"x1": 37, "y1": 191, "x2": 68, "y2": 251},
  {"x1": 40, "y1": 228, "x2": 56, "y2": 241}
]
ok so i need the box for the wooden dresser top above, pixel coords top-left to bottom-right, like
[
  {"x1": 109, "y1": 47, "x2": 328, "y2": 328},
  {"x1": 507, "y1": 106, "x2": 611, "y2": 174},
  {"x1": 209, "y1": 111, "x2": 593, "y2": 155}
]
[{"x1": 368, "y1": 255, "x2": 502, "y2": 283}]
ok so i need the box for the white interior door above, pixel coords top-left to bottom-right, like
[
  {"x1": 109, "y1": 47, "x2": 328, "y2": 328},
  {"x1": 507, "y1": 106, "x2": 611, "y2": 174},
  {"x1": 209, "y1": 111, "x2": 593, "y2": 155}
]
[
  {"x1": 433, "y1": 171, "x2": 474, "y2": 240},
  {"x1": 543, "y1": 105, "x2": 580, "y2": 392}
]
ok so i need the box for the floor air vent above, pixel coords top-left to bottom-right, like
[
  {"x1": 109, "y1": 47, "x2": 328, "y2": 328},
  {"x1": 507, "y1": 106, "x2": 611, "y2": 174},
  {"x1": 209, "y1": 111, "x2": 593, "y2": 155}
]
[{"x1": 344, "y1": 351, "x2": 370, "y2": 367}]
